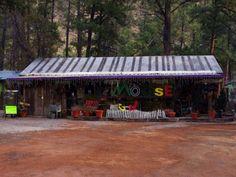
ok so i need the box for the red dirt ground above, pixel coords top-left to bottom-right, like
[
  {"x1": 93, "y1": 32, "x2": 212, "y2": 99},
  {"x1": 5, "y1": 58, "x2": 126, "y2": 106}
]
[{"x1": 0, "y1": 120, "x2": 236, "y2": 177}]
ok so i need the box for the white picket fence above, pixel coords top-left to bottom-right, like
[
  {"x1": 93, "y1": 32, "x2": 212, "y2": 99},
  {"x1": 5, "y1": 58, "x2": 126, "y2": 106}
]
[{"x1": 106, "y1": 109, "x2": 166, "y2": 120}]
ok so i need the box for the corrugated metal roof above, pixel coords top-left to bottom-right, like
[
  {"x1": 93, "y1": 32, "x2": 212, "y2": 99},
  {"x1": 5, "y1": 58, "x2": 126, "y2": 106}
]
[
  {"x1": 18, "y1": 55, "x2": 223, "y2": 79},
  {"x1": 0, "y1": 70, "x2": 20, "y2": 80}
]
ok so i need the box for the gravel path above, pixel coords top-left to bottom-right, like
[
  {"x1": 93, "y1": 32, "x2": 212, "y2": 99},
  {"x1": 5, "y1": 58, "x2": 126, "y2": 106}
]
[
  {"x1": 1, "y1": 117, "x2": 234, "y2": 135},
  {"x1": 0, "y1": 118, "x2": 71, "y2": 134},
  {"x1": 0, "y1": 118, "x2": 190, "y2": 134}
]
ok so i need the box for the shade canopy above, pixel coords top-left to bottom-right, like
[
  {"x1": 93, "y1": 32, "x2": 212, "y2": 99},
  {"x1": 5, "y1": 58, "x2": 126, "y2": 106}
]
[
  {"x1": 16, "y1": 55, "x2": 223, "y2": 80},
  {"x1": 0, "y1": 70, "x2": 20, "y2": 80}
]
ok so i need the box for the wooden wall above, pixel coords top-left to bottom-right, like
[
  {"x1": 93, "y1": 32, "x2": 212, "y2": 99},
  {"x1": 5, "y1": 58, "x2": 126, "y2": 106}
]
[{"x1": 24, "y1": 82, "x2": 67, "y2": 117}]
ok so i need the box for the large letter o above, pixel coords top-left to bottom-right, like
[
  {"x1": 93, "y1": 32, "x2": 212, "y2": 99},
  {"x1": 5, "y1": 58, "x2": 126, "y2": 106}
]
[{"x1": 130, "y1": 85, "x2": 140, "y2": 97}]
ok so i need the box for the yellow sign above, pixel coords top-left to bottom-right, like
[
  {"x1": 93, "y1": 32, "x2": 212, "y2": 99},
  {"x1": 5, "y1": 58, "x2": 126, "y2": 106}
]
[
  {"x1": 118, "y1": 104, "x2": 126, "y2": 112},
  {"x1": 154, "y1": 85, "x2": 173, "y2": 97}
]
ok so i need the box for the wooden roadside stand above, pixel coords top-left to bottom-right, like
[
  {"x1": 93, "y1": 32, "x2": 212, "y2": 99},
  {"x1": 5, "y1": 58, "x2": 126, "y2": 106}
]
[{"x1": 8, "y1": 55, "x2": 224, "y2": 120}]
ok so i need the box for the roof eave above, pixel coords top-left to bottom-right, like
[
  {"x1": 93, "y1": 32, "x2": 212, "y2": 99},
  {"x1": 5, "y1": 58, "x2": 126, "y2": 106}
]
[{"x1": 8, "y1": 73, "x2": 224, "y2": 81}]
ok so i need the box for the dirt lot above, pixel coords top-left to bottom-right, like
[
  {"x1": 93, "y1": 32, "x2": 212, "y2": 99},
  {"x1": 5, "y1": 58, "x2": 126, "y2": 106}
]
[{"x1": 0, "y1": 118, "x2": 236, "y2": 177}]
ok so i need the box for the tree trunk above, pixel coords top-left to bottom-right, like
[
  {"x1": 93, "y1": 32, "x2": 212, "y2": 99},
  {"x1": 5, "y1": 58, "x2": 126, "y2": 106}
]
[
  {"x1": 37, "y1": 27, "x2": 41, "y2": 57},
  {"x1": 155, "y1": 0, "x2": 193, "y2": 54},
  {"x1": 76, "y1": 0, "x2": 82, "y2": 57},
  {"x1": 0, "y1": 13, "x2": 7, "y2": 70},
  {"x1": 26, "y1": 0, "x2": 30, "y2": 43},
  {"x1": 227, "y1": 29, "x2": 231, "y2": 50},
  {"x1": 96, "y1": 11, "x2": 103, "y2": 56},
  {"x1": 65, "y1": 0, "x2": 71, "y2": 57},
  {"x1": 209, "y1": 33, "x2": 216, "y2": 55},
  {"x1": 11, "y1": 13, "x2": 19, "y2": 70},
  {"x1": 226, "y1": 29, "x2": 231, "y2": 81},
  {"x1": 86, "y1": 4, "x2": 95, "y2": 57},
  {"x1": 51, "y1": 0, "x2": 55, "y2": 23},
  {"x1": 180, "y1": 11, "x2": 185, "y2": 50},
  {"x1": 191, "y1": 31, "x2": 197, "y2": 52},
  {"x1": 42, "y1": 0, "x2": 48, "y2": 58},
  {"x1": 210, "y1": 0, "x2": 217, "y2": 55},
  {"x1": 163, "y1": 0, "x2": 171, "y2": 55}
]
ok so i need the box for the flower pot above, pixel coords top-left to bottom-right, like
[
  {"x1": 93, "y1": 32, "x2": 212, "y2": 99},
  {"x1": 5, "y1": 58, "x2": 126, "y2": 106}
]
[
  {"x1": 208, "y1": 111, "x2": 216, "y2": 119},
  {"x1": 168, "y1": 111, "x2": 176, "y2": 117},
  {"x1": 20, "y1": 110, "x2": 28, "y2": 117},
  {"x1": 191, "y1": 112, "x2": 199, "y2": 119},
  {"x1": 72, "y1": 110, "x2": 80, "y2": 118},
  {"x1": 96, "y1": 110, "x2": 104, "y2": 119}
]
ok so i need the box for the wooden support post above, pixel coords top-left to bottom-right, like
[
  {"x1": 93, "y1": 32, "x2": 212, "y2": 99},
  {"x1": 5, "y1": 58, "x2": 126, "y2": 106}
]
[
  {"x1": 42, "y1": 83, "x2": 45, "y2": 116},
  {"x1": 23, "y1": 82, "x2": 26, "y2": 103}
]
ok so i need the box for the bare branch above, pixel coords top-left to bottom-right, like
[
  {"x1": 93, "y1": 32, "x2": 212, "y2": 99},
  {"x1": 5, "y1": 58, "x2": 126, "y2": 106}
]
[
  {"x1": 171, "y1": 0, "x2": 198, "y2": 13},
  {"x1": 153, "y1": 10, "x2": 164, "y2": 21},
  {"x1": 221, "y1": 8, "x2": 236, "y2": 21},
  {"x1": 222, "y1": 6, "x2": 236, "y2": 14},
  {"x1": 155, "y1": 0, "x2": 165, "y2": 16},
  {"x1": 220, "y1": 20, "x2": 236, "y2": 36}
]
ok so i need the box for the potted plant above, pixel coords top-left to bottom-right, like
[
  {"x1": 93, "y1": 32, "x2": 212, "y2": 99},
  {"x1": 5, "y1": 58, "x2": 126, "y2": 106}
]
[
  {"x1": 208, "y1": 109, "x2": 216, "y2": 119},
  {"x1": 191, "y1": 98, "x2": 200, "y2": 120},
  {"x1": 96, "y1": 102, "x2": 105, "y2": 119},
  {"x1": 96, "y1": 110, "x2": 104, "y2": 119},
  {"x1": 71, "y1": 105, "x2": 81, "y2": 118},
  {"x1": 20, "y1": 110, "x2": 27, "y2": 117},
  {"x1": 165, "y1": 109, "x2": 176, "y2": 118},
  {"x1": 191, "y1": 111, "x2": 199, "y2": 119},
  {"x1": 19, "y1": 101, "x2": 30, "y2": 117},
  {"x1": 191, "y1": 104, "x2": 199, "y2": 119},
  {"x1": 169, "y1": 111, "x2": 176, "y2": 117}
]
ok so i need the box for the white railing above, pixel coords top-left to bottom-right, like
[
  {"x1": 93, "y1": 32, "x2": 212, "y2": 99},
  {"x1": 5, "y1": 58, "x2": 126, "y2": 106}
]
[{"x1": 106, "y1": 109, "x2": 166, "y2": 120}]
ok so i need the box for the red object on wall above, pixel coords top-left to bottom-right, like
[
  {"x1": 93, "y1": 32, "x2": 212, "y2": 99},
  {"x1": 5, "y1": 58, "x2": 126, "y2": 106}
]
[{"x1": 85, "y1": 100, "x2": 98, "y2": 107}]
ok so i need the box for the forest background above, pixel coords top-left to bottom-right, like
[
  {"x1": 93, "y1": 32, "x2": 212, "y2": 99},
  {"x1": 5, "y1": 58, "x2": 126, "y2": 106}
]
[{"x1": 0, "y1": 0, "x2": 236, "y2": 78}]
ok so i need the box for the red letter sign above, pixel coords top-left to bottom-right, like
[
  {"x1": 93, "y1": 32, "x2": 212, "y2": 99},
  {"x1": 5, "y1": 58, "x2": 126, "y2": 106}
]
[{"x1": 165, "y1": 85, "x2": 172, "y2": 97}]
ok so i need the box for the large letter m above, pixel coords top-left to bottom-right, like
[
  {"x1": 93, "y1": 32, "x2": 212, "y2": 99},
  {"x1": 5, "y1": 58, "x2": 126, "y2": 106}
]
[{"x1": 112, "y1": 82, "x2": 130, "y2": 96}]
